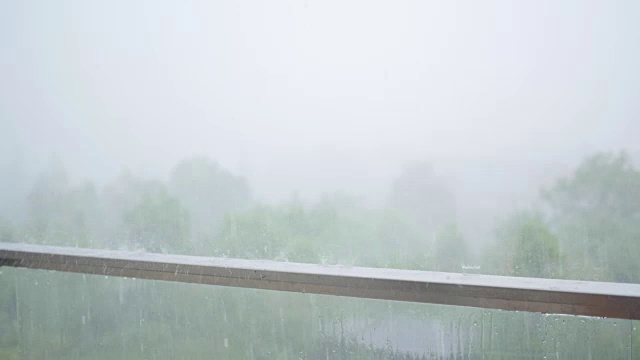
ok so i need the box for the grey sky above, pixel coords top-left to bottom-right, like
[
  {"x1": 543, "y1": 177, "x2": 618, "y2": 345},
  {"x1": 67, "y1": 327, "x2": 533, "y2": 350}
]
[{"x1": 1, "y1": 0, "x2": 639, "y2": 206}]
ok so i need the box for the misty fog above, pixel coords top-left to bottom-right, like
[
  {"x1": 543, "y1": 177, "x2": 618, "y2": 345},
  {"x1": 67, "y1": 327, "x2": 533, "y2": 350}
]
[
  {"x1": 3, "y1": 1, "x2": 639, "y2": 247},
  {"x1": 1, "y1": 1, "x2": 640, "y2": 359}
]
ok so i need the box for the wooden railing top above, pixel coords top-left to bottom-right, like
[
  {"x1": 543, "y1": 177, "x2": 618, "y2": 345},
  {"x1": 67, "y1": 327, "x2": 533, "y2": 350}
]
[{"x1": 1, "y1": 242, "x2": 639, "y2": 320}]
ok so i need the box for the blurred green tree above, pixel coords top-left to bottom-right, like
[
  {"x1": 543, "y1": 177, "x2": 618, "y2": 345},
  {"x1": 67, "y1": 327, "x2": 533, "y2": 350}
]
[
  {"x1": 168, "y1": 156, "x2": 251, "y2": 251},
  {"x1": 26, "y1": 158, "x2": 99, "y2": 247},
  {"x1": 123, "y1": 186, "x2": 191, "y2": 253},
  {"x1": 543, "y1": 151, "x2": 640, "y2": 282},
  {"x1": 434, "y1": 224, "x2": 467, "y2": 272},
  {"x1": 217, "y1": 194, "x2": 429, "y2": 268},
  {"x1": 489, "y1": 211, "x2": 562, "y2": 278}
]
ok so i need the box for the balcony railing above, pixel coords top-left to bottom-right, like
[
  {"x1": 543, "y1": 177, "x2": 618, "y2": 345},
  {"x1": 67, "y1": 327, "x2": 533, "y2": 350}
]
[{"x1": 1, "y1": 242, "x2": 639, "y2": 320}]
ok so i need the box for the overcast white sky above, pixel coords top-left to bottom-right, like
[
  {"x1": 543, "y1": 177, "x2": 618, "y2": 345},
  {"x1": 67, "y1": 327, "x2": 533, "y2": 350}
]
[{"x1": 1, "y1": 0, "x2": 639, "y2": 208}]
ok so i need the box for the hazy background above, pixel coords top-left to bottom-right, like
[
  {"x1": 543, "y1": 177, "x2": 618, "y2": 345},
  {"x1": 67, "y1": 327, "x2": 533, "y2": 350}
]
[
  {"x1": 2, "y1": 2, "x2": 640, "y2": 358},
  {"x1": 2, "y1": 0, "x2": 639, "y2": 243}
]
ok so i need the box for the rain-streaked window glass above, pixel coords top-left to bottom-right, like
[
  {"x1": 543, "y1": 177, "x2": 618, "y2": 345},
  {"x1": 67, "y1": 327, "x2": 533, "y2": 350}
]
[{"x1": 1, "y1": 0, "x2": 639, "y2": 358}]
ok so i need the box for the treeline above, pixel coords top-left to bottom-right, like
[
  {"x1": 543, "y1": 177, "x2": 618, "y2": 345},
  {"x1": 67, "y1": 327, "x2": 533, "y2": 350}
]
[{"x1": 0, "y1": 152, "x2": 639, "y2": 359}]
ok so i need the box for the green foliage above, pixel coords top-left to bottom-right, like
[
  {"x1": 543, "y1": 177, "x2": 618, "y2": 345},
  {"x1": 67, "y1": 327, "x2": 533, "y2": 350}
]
[
  {"x1": 0, "y1": 219, "x2": 14, "y2": 243},
  {"x1": 490, "y1": 211, "x2": 561, "y2": 278},
  {"x1": 543, "y1": 151, "x2": 640, "y2": 282},
  {"x1": 100, "y1": 170, "x2": 165, "y2": 248},
  {"x1": 218, "y1": 203, "x2": 312, "y2": 261},
  {"x1": 434, "y1": 224, "x2": 467, "y2": 272},
  {"x1": 217, "y1": 194, "x2": 430, "y2": 268},
  {"x1": 123, "y1": 186, "x2": 191, "y2": 253},
  {"x1": 373, "y1": 209, "x2": 430, "y2": 269},
  {"x1": 26, "y1": 160, "x2": 99, "y2": 247},
  {"x1": 168, "y1": 156, "x2": 251, "y2": 249},
  {"x1": 543, "y1": 152, "x2": 640, "y2": 216}
]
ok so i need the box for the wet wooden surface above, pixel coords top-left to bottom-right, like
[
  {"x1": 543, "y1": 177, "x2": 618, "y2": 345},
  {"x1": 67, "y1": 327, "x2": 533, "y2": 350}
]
[{"x1": 1, "y1": 242, "x2": 639, "y2": 320}]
